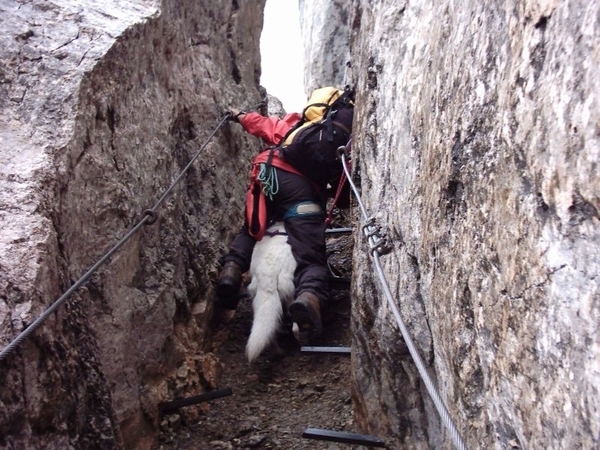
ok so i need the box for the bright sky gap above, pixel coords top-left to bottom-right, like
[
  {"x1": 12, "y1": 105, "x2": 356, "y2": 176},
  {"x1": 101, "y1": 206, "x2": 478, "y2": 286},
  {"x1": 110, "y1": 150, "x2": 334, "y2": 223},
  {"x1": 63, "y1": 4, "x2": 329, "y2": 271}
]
[{"x1": 260, "y1": 0, "x2": 307, "y2": 113}]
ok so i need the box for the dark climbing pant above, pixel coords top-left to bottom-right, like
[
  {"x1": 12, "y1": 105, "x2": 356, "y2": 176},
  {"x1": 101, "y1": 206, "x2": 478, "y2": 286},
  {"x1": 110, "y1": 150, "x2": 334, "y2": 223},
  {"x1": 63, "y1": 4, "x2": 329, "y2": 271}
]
[{"x1": 222, "y1": 168, "x2": 329, "y2": 304}]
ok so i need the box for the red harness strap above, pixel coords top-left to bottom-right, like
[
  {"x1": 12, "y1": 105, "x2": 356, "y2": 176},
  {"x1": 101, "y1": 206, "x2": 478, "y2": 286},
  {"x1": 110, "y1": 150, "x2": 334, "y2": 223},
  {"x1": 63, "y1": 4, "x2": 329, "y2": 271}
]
[
  {"x1": 251, "y1": 148, "x2": 305, "y2": 176},
  {"x1": 324, "y1": 158, "x2": 351, "y2": 226},
  {"x1": 246, "y1": 149, "x2": 319, "y2": 240},
  {"x1": 246, "y1": 164, "x2": 268, "y2": 240}
]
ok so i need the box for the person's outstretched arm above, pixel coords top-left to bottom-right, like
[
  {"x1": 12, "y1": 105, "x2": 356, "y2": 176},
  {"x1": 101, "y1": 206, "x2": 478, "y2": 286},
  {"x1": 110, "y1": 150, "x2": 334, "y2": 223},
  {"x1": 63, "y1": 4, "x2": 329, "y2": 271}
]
[{"x1": 237, "y1": 111, "x2": 301, "y2": 147}]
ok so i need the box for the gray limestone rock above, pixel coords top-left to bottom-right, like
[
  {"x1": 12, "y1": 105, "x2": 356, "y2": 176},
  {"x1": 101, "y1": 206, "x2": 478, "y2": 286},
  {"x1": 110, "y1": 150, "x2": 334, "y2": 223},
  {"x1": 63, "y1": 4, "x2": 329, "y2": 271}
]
[
  {"x1": 346, "y1": 0, "x2": 600, "y2": 448},
  {"x1": 0, "y1": 0, "x2": 266, "y2": 448},
  {"x1": 3, "y1": 0, "x2": 599, "y2": 449},
  {"x1": 299, "y1": 0, "x2": 352, "y2": 92}
]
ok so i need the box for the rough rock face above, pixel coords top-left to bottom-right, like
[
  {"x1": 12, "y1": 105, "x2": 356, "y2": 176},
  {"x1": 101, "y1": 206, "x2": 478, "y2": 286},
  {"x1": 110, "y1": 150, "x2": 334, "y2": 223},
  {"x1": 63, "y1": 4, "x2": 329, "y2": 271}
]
[
  {"x1": 3, "y1": 0, "x2": 598, "y2": 449},
  {"x1": 299, "y1": 0, "x2": 352, "y2": 93},
  {"x1": 0, "y1": 1, "x2": 265, "y2": 449},
  {"x1": 342, "y1": 0, "x2": 599, "y2": 449}
]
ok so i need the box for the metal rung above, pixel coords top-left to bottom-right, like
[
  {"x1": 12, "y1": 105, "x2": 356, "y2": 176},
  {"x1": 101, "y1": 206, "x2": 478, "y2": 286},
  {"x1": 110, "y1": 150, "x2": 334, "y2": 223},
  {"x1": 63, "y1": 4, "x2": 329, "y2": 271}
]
[
  {"x1": 159, "y1": 387, "x2": 232, "y2": 414},
  {"x1": 325, "y1": 227, "x2": 353, "y2": 234},
  {"x1": 301, "y1": 346, "x2": 351, "y2": 354},
  {"x1": 302, "y1": 427, "x2": 386, "y2": 447}
]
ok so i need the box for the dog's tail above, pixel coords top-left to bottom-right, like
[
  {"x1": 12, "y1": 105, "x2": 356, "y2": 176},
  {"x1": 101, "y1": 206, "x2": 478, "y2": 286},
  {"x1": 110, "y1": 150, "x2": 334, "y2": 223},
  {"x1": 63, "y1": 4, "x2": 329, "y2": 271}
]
[{"x1": 246, "y1": 278, "x2": 283, "y2": 363}]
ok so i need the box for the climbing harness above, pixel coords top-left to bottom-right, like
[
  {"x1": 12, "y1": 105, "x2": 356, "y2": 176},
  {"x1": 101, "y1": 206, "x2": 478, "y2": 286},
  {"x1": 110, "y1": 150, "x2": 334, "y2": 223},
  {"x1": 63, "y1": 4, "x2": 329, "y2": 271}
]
[
  {"x1": 245, "y1": 147, "x2": 319, "y2": 241},
  {"x1": 264, "y1": 229, "x2": 287, "y2": 238},
  {"x1": 283, "y1": 201, "x2": 323, "y2": 220},
  {"x1": 337, "y1": 144, "x2": 468, "y2": 450},
  {"x1": 0, "y1": 99, "x2": 266, "y2": 362}
]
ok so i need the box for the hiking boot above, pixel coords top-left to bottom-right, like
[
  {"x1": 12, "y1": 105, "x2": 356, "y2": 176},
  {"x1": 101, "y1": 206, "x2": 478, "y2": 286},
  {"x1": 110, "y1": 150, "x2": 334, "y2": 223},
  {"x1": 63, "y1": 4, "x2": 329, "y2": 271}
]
[
  {"x1": 213, "y1": 293, "x2": 242, "y2": 310},
  {"x1": 288, "y1": 291, "x2": 323, "y2": 342},
  {"x1": 216, "y1": 261, "x2": 242, "y2": 299}
]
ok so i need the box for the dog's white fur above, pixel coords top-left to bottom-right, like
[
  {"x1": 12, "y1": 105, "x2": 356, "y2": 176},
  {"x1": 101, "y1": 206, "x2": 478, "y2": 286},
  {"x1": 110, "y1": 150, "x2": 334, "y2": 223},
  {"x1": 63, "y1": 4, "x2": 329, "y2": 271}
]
[{"x1": 246, "y1": 222, "x2": 297, "y2": 363}]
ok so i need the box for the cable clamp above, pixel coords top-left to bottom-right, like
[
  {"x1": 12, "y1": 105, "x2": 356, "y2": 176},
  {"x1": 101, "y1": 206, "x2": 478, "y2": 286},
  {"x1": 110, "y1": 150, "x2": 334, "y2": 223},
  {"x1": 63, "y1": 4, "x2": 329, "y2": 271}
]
[{"x1": 362, "y1": 217, "x2": 393, "y2": 256}]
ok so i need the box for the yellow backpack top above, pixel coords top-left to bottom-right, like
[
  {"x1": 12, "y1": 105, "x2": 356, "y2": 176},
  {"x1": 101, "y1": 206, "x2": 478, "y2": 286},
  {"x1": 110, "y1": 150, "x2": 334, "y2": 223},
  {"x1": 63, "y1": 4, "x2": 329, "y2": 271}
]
[
  {"x1": 276, "y1": 86, "x2": 354, "y2": 187},
  {"x1": 283, "y1": 87, "x2": 347, "y2": 146}
]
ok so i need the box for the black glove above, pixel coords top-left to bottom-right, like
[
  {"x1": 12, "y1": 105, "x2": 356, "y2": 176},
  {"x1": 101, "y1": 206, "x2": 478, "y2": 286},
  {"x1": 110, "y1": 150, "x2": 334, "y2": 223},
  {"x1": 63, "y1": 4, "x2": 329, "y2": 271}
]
[
  {"x1": 224, "y1": 111, "x2": 238, "y2": 122},
  {"x1": 224, "y1": 110, "x2": 246, "y2": 122}
]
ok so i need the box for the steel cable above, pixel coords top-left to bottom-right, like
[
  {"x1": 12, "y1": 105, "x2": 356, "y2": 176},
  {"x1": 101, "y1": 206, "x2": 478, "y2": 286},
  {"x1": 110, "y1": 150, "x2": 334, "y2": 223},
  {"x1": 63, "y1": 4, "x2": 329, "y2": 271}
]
[
  {"x1": 0, "y1": 218, "x2": 151, "y2": 361},
  {"x1": 338, "y1": 145, "x2": 467, "y2": 450},
  {"x1": 0, "y1": 110, "x2": 241, "y2": 362}
]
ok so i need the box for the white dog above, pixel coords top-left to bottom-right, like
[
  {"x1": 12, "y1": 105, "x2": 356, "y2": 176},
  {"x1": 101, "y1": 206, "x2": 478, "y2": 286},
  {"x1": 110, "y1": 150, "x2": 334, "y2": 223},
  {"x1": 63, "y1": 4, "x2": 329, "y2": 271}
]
[{"x1": 246, "y1": 222, "x2": 297, "y2": 363}]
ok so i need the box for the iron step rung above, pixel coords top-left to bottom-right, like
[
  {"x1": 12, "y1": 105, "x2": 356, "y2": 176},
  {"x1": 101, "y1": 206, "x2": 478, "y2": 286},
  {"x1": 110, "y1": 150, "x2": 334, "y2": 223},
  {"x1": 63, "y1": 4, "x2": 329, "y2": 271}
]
[
  {"x1": 325, "y1": 227, "x2": 353, "y2": 234},
  {"x1": 302, "y1": 427, "x2": 386, "y2": 447},
  {"x1": 159, "y1": 387, "x2": 232, "y2": 415},
  {"x1": 301, "y1": 346, "x2": 351, "y2": 354}
]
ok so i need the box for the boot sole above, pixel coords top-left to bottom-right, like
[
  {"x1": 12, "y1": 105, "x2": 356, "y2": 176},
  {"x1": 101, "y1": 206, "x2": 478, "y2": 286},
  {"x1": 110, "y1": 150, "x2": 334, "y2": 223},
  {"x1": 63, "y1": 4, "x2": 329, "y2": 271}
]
[{"x1": 289, "y1": 301, "x2": 323, "y2": 338}]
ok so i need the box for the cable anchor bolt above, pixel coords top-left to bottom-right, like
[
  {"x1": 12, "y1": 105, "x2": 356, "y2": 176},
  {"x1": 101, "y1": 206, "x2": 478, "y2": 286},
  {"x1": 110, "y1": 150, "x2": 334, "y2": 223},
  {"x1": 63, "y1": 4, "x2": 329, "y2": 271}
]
[
  {"x1": 142, "y1": 209, "x2": 158, "y2": 225},
  {"x1": 372, "y1": 235, "x2": 393, "y2": 256}
]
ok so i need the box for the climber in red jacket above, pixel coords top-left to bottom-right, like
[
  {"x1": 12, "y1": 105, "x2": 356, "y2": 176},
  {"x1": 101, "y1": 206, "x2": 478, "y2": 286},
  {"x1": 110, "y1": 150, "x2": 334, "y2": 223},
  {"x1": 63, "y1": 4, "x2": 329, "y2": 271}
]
[
  {"x1": 217, "y1": 87, "x2": 354, "y2": 342},
  {"x1": 216, "y1": 110, "x2": 327, "y2": 340}
]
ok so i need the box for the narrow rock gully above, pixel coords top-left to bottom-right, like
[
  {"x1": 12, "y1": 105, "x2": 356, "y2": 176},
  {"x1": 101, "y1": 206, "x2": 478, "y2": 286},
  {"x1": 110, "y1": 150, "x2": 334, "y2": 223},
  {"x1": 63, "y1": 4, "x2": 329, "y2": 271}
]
[{"x1": 159, "y1": 216, "x2": 373, "y2": 449}]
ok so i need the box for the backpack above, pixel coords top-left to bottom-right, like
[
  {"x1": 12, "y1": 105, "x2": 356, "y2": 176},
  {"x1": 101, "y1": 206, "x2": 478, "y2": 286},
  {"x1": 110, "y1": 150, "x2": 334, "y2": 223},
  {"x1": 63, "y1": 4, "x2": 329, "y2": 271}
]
[{"x1": 278, "y1": 86, "x2": 354, "y2": 187}]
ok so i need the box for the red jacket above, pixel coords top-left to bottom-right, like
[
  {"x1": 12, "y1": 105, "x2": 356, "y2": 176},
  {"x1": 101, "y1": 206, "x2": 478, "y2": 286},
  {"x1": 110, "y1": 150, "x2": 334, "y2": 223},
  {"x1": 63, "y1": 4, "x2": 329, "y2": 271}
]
[
  {"x1": 239, "y1": 111, "x2": 350, "y2": 238},
  {"x1": 239, "y1": 111, "x2": 308, "y2": 177},
  {"x1": 239, "y1": 112, "x2": 307, "y2": 240},
  {"x1": 240, "y1": 111, "x2": 301, "y2": 146}
]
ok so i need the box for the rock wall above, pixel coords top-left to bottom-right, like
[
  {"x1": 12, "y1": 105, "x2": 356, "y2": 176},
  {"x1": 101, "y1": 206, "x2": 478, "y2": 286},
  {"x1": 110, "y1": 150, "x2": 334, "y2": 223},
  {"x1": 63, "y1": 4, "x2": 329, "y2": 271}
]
[
  {"x1": 0, "y1": 1, "x2": 266, "y2": 448},
  {"x1": 299, "y1": 0, "x2": 352, "y2": 93},
  {"x1": 344, "y1": 0, "x2": 599, "y2": 448},
  {"x1": 3, "y1": 0, "x2": 598, "y2": 448}
]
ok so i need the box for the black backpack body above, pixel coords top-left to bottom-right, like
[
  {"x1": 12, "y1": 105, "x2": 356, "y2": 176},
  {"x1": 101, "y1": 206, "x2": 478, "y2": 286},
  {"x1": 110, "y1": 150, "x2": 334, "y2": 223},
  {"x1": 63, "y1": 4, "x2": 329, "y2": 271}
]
[{"x1": 279, "y1": 87, "x2": 354, "y2": 187}]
